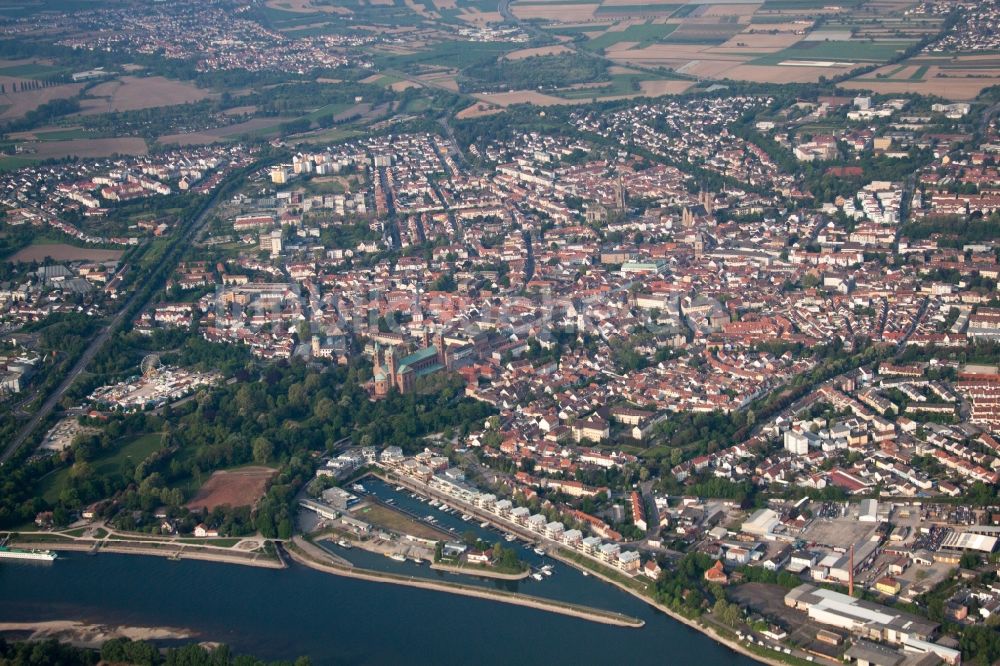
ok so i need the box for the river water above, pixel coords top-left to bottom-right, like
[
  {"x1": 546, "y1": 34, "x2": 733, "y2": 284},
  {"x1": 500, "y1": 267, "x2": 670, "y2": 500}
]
[{"x1": 0, "y1": 477, "x2": 758, "y2": 665}]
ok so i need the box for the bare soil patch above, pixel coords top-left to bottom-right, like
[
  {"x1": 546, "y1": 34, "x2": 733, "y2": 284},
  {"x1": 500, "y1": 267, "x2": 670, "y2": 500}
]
[
  {"x1": 456, "y1": 102, "x2": 504, "y2": 118},
  {"x1": 724, "y1": 62, "x2": 852, "y2": 82},
  {"x1": 474, "y1": 90, "x2": 578, "y2": 106},
  {"x1": 0, "y1": 83, "x2": 84, "y2": 120},
  {"x1": 839, "y1": 76, "x2": 1000, "y2": 100},
  {"x1": 636, "y1": 79, "x2": 694, "y2": 95},
  {"x1": 457, "y1": 9, "x2": 505, "y2": 23},
  {"x1": 416, "y1": 71, "x2": 459, "y2": 91},
  {"x1": 6, "y1": 243, "x2": 124, "y2": 263},
  {"x1": 512, "y1": 3, "x2": 599, "y2": 20},
  {"x1": 186, "y1": 466, "x2": 277, "y2": 512},
  {"x1": 505, "y1": 45, "x2": 574, "y2": 59},
  {"x1": 701, "y1": 3, "x2": 761, "y2": 16},
  {"x1": 266, "y1": 0, "x2": 351, "y2": 12},
  {"x1": 23, "y1": 137, "x2": 148, "y2": 159}
]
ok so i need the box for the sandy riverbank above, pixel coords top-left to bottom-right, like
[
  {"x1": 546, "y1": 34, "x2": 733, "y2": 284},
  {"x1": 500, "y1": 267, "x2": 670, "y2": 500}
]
[
  {"x1": 0, "y1": 620, "x2": 193, "y2": 648},
  {"x1": 287, "y1": 537, "x2": 643, "y2": 628},
  {"x1": 10, "y1": 539, "x2": 285, "y2": 570}
]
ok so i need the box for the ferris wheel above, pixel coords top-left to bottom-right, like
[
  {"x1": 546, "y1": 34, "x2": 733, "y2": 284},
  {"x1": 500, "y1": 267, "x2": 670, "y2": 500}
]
[{"x1": 141, "y1": 354, "x2": 161, "y2": 379}]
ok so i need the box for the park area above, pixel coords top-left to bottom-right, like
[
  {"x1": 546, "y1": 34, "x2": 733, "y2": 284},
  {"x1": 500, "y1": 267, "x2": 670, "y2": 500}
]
[
  {"x1": 185, "y1": 466, "x2": 277, "y2": 512},
  {"x1": 38, "y1": 433, "x2": 166, "y2": 505}
]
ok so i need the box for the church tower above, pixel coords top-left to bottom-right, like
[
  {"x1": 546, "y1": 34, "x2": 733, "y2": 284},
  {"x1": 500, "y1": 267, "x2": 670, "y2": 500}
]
[
  {"x1": 387, "y1": 344, "x2": 398, "y2": 386},
  {"x1": 373, "y1": 343, "x2": 390, "y2": 399},
  {"x1": 614, "y1": 175, "x2": 627, "y2": 211},
  {"x1": 435, "y1": 329, "x2": 447, "y2": 368}
]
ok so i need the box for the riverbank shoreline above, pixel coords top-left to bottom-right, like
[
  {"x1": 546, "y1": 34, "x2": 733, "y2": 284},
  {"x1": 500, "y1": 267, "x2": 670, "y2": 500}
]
[
  {"x1": 287, "y1": 536, "x2": 644, "y2": 628},
  {"x1": 547, "y1": 550, "x2": 796, "y2": 666},
  {"x1": 378, "y1": 470, "x2": 796, "y2": 666},
  {"x1": 0, "y1": 620, "x2": 193, "y2": 649},
  {"x1": 8, "y1": 539, "x2": 285, "y2": 570},
  {"x1": 429, "y1": 561, "x2": 531, "y2": 580}
]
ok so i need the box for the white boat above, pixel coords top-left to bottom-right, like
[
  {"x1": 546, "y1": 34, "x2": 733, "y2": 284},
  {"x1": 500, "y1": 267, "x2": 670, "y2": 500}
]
[
  {"x1": 387, "y1": 553, "x2": 406, "y2": 562},
  {"x1": 542, "y1": 568, "x2": 552, "y2": 576},
  {"x1": 0, "y1": 547, "x2": 56, "y2": 562},
  {"x1": 429, "y1": 499, "x2": 439, "y2": 507},
  {"x1": 479, "y1": 521, "x2": 490, "y2": 528},
  {"x1": 412, "y1": 558, "x2": 423, "y2": 564},
  {"x1": 336, "y1": 540, "x2": 352, "y2": 549},
  {"x1": 395, "y1": 486, "x2": 404, "y2": 491},
  {"x1": 461, "y1": 514, "x2": 472, "y2": 521},
  {"x1": 533, "y1": 547, "x2": 545, "y2": 556},
  {"x1": 352, "y1": 484, "x2": 365, "y2": 493},
  {"x1": 425, "y1": 515, "x2": 435, "y2": 522},
  {"x1": 531, "y1": 573, "x2": 543, "y2": 581},
  {"x1": 504, "y1": 534, "x2": 516, "y2": 542},
  {"x1": 582, "y1": 571, "x2": 590, "y2": 577}
]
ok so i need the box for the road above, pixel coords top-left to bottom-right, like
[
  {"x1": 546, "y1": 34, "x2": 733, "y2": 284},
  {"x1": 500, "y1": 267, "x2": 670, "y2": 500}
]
[{"x1": 0, "y1": 174, "x2": 241, "y2": 465}]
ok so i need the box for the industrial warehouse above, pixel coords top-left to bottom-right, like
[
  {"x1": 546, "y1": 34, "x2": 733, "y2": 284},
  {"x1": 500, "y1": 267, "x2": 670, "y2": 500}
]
[{"x1": 784, "y1": 584, "x2": 960, "y2": 664}]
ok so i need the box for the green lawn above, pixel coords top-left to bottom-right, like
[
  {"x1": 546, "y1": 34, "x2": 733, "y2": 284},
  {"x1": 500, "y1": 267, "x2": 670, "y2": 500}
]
[
  {"x1": 553, "y1": 74, "x2": 645, "y2": 99},
  {"x1": 0, "y1": 63, "x2": 67, "y2": 78},
  {"x1": 93, "y1": 432, "x2": 165, "y2": 478},
  {"x1": 295, "y1": 128, "x2": 363, "y2": 144},
  {"x1": 38, "y1": 433, "x2": 165, "y2": 505},
  {"x1": 752, "y1": 40, "x2": 915, "y2": 65},
  {"x1": 33, "y1": 128, "x2": 96, "y2": 141},
  {"x1": 303, "y1": 102, "x2": 352, "y2": 121},
  {"x1": 0, "y1": 155, "x2": 38, "y2": 172}
]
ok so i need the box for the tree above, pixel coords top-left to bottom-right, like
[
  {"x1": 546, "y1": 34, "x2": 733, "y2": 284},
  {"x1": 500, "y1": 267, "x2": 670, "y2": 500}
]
[{"x1": 252, "y1": 437, "x2": 273, "y2": 465}]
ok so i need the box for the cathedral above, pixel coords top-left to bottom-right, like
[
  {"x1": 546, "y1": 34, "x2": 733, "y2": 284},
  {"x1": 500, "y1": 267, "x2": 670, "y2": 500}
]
[{"x1": 372, "y1": 329, "x2": 449, "y2": 398}]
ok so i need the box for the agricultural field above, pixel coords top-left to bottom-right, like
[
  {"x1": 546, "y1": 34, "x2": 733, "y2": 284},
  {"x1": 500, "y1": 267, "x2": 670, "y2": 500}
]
[
  {"x1": 0, "y1": 82, "x2": 83, "y2": 120},
  {"x1": 78, "y1": 76, "x2": 215, "y2": 115},
  {"x1": 15, "y1": 137, "x2": 149, "y2": 159},
  {"x1": 842, "y1": 54, "x2": 1000, "y2": 100},
  {"x1": 510, "y1": 0, "x2": 942, "y2": 85},
  {"x1": 582, "y1": 22, "x2": 679, "y2": 53},
  {"x1": 158, "y1": 117, "x2": 299, "y2": 146}
]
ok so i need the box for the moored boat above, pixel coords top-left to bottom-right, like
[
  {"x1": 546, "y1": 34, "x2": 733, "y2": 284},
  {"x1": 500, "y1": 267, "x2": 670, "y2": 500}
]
[{"x1": 0, "y1": 546, "x2": 57, "y2": 562}]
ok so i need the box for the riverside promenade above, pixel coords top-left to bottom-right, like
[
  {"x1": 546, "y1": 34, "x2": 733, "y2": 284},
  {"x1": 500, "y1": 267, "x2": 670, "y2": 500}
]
[
  {"x1": 8, "y1": 537, "x2": 285, "y2": 569},
  {"x1": 286, "y1": 536, "x2": 644, "y2": 628}
]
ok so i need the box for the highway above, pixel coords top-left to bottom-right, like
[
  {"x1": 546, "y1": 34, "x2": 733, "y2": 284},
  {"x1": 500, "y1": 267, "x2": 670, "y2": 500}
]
[{"x1": 0, "y1": 171, "x2": 246, "y2": 465}]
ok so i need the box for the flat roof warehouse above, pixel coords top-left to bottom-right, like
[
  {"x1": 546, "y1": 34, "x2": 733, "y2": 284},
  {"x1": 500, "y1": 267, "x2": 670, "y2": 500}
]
[{"x1": 939, "y1": 530, "x2": 998, "y2": 553}]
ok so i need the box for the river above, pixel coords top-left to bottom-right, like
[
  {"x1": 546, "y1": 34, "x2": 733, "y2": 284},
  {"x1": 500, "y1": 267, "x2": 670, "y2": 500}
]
[{"x1": 0, "y1": 476, "x2": 759, "y2": 664}]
